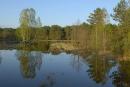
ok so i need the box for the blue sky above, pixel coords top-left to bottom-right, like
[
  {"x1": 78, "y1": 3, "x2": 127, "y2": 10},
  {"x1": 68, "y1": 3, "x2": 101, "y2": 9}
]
[{"x1": 0, "y1": 0, "x2": 119, "y2": 28}]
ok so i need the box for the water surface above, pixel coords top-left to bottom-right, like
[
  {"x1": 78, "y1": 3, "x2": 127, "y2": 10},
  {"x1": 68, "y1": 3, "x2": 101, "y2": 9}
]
[{"x1": 0, "y1": 49, "x2": 129, "y2": 87}]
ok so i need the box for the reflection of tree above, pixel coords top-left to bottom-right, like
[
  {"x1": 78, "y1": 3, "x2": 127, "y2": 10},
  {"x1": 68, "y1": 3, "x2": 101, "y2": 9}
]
[
  {"x1": 110, "y1": 61, "x2": 130, "y2": 87},
  {"x1": 50, "y1": 50, "x2": 61, "y2": 55},
  {"x1": 32, "y1": 41, "x2": 49, "y2": 52},
  {"x1": 86, "y1": 53, "x2": 115, "y2": 84},
  {"x1": 71, "y1": 54, "x2": 82, "y2": 72},
  {"x1": 17, "y1": 41, "x2": 50, "y2": 52},
  {"x1": 16, "y1": 50, "x2": 42, "y2": 79}
]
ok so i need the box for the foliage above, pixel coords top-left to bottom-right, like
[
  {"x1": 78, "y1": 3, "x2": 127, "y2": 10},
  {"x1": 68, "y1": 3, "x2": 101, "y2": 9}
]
[
  {"x1": 1, "y1": 2, "x2": 130, "y2": 57},
  {"x1": 16, "y1": 8, "x2": 42, "y2": 42}
]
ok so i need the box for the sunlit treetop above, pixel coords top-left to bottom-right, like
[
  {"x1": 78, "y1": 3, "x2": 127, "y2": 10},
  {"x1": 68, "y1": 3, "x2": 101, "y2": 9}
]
[{"x1": 20, "y1": 8, "x2": 42, "y2": 28}]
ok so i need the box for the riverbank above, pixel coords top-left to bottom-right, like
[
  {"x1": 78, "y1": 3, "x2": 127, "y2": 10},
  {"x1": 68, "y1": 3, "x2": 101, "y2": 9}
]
[{"x1": 49, "y1": 42, "x2": 79, "y2": 52}]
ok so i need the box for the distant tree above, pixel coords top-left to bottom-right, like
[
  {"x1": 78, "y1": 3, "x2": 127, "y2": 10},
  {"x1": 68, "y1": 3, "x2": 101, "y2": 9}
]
[
  {"x1": 49, "y1": 25, "x2": 62, "y2": 40},
  {"x1": 64, "y1": 26, "x2": 72, "y2": 40},
  {"x1": 33, "y1": 28, "x2": 48, "y2": 41}
]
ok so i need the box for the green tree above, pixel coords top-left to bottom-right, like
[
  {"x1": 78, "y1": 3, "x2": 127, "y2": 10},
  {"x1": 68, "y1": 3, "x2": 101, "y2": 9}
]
[
  {"x1": 112, "y1": 0, "x2": 128, "y2": 23},
  {"x1": 112, "y1": 0, "x2": 130, "y2": 58},
  {"x1": 49, "y1": 25, "x2": 62, "y2": 40},
  {"x1": 16, "y1": 8, "x2": 42, "y2": 42},
  {"x1": 87, "y1": 8, "x2": 108, "y2": 51}
]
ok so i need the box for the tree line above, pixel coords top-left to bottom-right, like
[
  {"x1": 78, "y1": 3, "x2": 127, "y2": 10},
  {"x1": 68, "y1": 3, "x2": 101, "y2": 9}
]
[{"x1": 1, "y1": 0, "x2": 130, "y2": 57}]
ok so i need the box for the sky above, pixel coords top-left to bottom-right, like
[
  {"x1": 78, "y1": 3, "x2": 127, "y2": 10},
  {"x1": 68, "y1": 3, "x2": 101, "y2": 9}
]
[{"x1": 0, "y1": 0, "x2": 119, "y2": 28}]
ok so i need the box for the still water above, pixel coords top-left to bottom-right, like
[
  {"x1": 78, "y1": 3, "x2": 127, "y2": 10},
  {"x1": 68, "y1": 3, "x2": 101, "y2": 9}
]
[{"x1": 0, "y1": 48, "x2": 129, "y2": 87}]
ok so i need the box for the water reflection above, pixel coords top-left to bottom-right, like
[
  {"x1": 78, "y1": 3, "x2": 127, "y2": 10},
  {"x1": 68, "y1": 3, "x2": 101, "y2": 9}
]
[
  {"x1": 0, "y1": 43, "x2": 130, "y2": 87},
  {"x1": 70, "y1": 55, "x2": 83, "y2": 72},
  {"x1": 40, "y1": 73, "x2": 56, "y2": 87},
  {"x1": 0, "y1": 52, "x2": 2, "y2": 64},
  {"x1": 85, "y1": 52, "x2": 116, "y2": 85},
  {"x1": 16, "y1": 50, "x2": 42, "y2": 79},
  {"x1": 17, "y1": 42, "x2": 49, "y2": 52},
  {"x1": 110, "y1": 60, "x2": 130, "y2": 87}
]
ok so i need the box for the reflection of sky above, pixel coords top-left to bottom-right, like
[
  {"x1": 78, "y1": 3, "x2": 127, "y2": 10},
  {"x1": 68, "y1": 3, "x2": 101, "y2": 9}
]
[
  {"x1": 0, "y1": 0, "x2": 119, "y2": 28},
  {"x1": 0, "y1": 52, "x2": 1, "y2": 64},
  {"x1": 0, "y1": 50, "x2": 117, "y2": 87}
]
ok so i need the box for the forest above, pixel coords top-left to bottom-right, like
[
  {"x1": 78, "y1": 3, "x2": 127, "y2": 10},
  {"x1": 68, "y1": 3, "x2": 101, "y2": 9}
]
[{"x1": 0, "y1": 0, "x2": 130, "y2": 58}]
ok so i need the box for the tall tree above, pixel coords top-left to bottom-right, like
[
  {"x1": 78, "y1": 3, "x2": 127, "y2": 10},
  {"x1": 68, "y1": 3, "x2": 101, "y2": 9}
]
[
  {"x1": 112, "y1": 0, "x2": 128, "y2": 23},
  {"x1": 87, "y1": 8, "x2": 108, "y2": 51},
  {"x1": 112, "y1": 0, "x2": 130, "y2": 58},
  {"x1": 16, "y1": 8, "x2": 42, "y2": 42}
]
